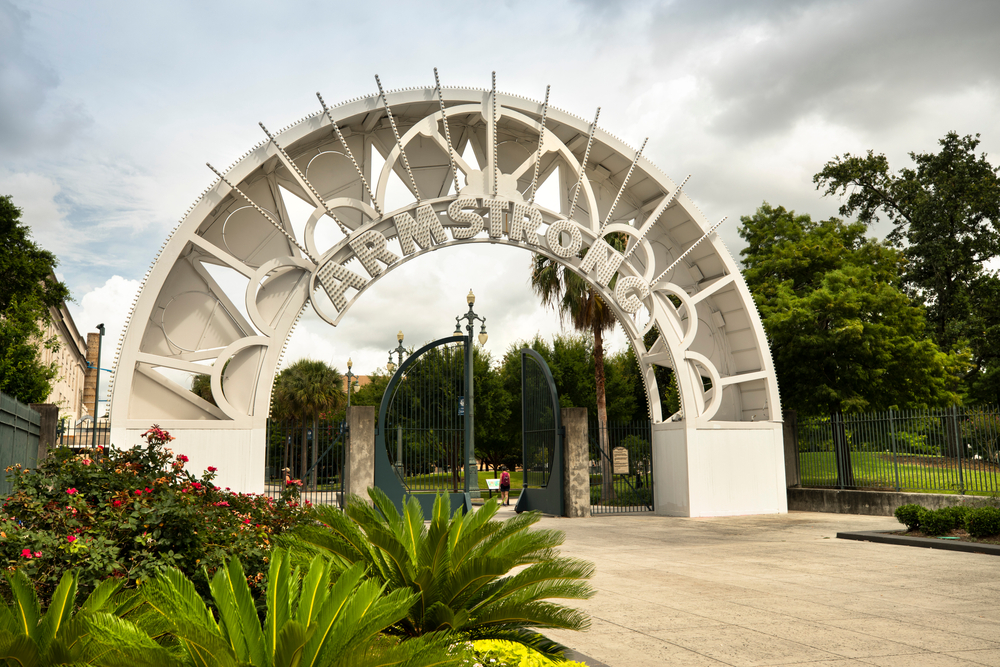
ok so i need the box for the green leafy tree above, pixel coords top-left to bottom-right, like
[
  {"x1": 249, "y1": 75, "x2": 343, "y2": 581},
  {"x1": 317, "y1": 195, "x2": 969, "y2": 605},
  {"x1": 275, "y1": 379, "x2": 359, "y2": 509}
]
[
  {"x1": 531, "y1": 236, "x2": 626, "y2": 501},
  {"x1": 138, "y1": 548, "x2": 455, "y2": 667},
  {"x1": 740, "y1": 203, "x2": 967, "y2": 485},
  {"x1": 0, "y1": 195, "x2": 71, "y2": 404},
  {"x1": 740, "y1": 202, "x2": 965, "y2": 418},
  {"x1": 814, "y1": 132, "x2": 1000, "y2": 401},
  {"x1": 289, "y1": 489, "x2": 594, "y2": 661},
  {"x1": 271, "y1": 360, "x2": 344, "y2": 488}
]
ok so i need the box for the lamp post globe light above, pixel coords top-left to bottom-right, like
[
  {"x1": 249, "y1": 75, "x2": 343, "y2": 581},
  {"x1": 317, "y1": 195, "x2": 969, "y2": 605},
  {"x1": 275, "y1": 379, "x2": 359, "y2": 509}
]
[
  {"x1": 386, "y1": 330, "x2": 406, "y2": 373},
  {"x1": 455, "y1": 290, "x2": 487, "y2": 499}
]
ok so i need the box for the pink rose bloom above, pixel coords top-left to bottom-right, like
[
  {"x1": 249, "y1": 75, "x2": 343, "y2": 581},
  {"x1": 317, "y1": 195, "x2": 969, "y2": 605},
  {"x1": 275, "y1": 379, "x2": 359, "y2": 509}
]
[
  {"x1": 192, "y1": 482, "x2": 202, "y2": 490},
  {"x1": 82, "y1": 459, "x2": 92, "y2": 466},
  {"x1": 207, "y1": 466, "x2": 217, "y2": 472},
  {"x1": 134, "y1": 490, "x2": 142, "y2": 496},
  {"x1": 67, "y1": 535, "x2": 76, "y2": 543},
  {"x1": 66, "y1": 488, "x2": 77, "y2": 495},
  {"x1": 21, "y1": 548, "x2": 31, "y2": 558},
  {"x1": 112, "y1": 500, "x2": 122, "y2": 507},
  {"x1": 177, "y1": 454, "x2": 189, "y2": 463},
  {"x1": 33, "y1": 551, "x2": 41, "y2": 558},
  {"x1": 144, "y1": 488, "x2": 153, "y2": 494},
  {"x1": 243, "y1": 518, "x2": 251, "y2": 524}
]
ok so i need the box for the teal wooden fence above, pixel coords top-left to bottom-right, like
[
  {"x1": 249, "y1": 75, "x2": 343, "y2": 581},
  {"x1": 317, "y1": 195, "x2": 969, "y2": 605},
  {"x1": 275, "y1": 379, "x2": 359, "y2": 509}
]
[{"x1": 0, "y1": 392, "x2": 40, "y2": 496}]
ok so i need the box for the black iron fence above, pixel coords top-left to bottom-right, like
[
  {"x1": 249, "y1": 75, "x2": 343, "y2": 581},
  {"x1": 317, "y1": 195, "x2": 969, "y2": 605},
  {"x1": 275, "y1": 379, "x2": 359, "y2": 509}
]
[
  {"x1": 797, "y1": 406, "x2": 1000, "y2": 494},
  {"x1": 56, "y1": 419, "x2": 110, "y2": 450},
  {"x1": 266, "y1": 418, "x2": 346, "y2": 507},
  {"x1": 589, "y1": 419, "x2": 653, "y2": 514}
]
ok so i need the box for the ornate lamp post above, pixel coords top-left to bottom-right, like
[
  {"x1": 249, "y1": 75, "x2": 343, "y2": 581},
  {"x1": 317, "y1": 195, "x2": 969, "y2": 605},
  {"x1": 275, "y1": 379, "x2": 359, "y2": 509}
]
[
  {"x1": 345, "y1": 358, "x2": 359, "y2": 408},
  {"x1": 455, "y1": 290, "x2": 488, "y2": 498},
  {"x1": 386, "y1": 330, "x2": 405, "y2": 373}
]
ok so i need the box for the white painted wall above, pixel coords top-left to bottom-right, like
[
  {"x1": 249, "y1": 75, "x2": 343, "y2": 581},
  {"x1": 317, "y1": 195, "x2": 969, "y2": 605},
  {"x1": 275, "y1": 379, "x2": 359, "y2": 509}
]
[
  {"x1": 652, "y1": 422, "x2": 787, "y2": 517},
  {"x1": 110, "y1": 427, "x2": 267, "y2": 494}
]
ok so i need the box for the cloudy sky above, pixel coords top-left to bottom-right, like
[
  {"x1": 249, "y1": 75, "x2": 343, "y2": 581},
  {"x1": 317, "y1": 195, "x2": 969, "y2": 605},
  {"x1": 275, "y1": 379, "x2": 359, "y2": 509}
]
[{"x1": 2, "y1": 0, "x2": 999, "y2": 397}]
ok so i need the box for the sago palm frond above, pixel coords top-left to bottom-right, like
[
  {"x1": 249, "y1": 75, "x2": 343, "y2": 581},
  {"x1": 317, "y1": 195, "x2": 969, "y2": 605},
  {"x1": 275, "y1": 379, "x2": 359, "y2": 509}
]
[{"x1": 290, "y1": 488, "x2": 594, "y2": 659}]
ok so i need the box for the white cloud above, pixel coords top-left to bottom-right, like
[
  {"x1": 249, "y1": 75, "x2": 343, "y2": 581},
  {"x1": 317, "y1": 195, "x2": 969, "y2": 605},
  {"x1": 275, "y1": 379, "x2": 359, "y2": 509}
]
[{"x1": 67, "y1": 275, "x2": 141, "y2": 391}]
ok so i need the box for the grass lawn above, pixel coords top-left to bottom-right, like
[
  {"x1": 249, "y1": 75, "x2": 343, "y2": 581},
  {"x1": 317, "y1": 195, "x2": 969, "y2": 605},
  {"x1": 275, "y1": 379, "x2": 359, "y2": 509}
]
[
  {"x1": 401, "y1": 470, "x2": 525, "y2": 493},
  {"x1": 799, "y1": 451, "x2": 1000, "y2": 495}
]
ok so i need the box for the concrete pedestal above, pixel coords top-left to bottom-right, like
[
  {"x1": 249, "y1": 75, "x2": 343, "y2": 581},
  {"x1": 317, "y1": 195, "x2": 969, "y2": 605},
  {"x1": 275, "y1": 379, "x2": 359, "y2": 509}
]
[
  {"x1": 562, "y1": 408, "x2": 590, "y2": 518},
  {"x1": 652, "y1": 420, "x2": 787, "y2": 517},
  {"x1": 344, "y1": 406, "x2": 375, "y2": 501}
]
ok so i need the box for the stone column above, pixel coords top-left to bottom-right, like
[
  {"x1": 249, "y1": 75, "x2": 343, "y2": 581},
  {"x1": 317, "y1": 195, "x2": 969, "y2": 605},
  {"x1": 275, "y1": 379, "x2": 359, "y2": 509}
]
[
  {"x1": 562, "y1": 407, "x2": 590, "y2": 518},
  {"x1": 29, "y1": 403, "x2": 59, "y2": 464},
  {"x1": 82, "y1": 332, "x2": 101, "y2": 418},
  {"x1": 344, "y1": 406, "x2": 375, "y2": 502}
]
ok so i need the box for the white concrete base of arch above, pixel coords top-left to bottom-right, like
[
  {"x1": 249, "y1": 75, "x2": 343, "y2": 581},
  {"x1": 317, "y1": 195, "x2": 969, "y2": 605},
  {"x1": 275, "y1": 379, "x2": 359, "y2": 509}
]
[
  {"x1": 110, "y1": 427, "x2": 267, "y2": 494},
  {"x1": 652, "y1": 422, "x2": 788, "y2": 517}
]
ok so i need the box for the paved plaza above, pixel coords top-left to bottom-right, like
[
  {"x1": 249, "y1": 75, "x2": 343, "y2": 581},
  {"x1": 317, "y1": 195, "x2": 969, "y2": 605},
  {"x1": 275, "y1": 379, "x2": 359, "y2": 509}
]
[{"x1": 512, "y1": 508, "x2": 1000, "y2": 667}]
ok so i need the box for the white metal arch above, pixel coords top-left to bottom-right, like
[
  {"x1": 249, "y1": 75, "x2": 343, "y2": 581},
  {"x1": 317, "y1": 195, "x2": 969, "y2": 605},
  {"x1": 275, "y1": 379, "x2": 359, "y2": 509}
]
[{"x1": 109, "y1": 78, "x2": 787, "y2": 516}]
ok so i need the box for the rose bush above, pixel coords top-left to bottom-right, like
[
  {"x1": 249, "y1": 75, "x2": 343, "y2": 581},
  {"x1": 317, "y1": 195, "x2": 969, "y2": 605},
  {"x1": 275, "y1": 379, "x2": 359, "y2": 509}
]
[{"x1": 0, "y1": 425, "x2": 312, "y2": 605}]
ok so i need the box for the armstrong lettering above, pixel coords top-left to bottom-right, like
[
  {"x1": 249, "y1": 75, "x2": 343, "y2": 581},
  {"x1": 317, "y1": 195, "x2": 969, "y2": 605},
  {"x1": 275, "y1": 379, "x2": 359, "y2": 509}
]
[{"x1": 312, "y1": 196, "x2": 652, "y2": 319}]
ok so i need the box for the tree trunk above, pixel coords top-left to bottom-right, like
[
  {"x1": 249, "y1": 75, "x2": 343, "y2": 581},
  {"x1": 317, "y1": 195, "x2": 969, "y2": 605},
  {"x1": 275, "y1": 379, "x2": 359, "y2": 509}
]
[
  {"x1": 595, "y1": 324, "x2": 615, "y2": 501},
  {"x1": 832, "y1": 410, "x2": 855, "y2": 488}
]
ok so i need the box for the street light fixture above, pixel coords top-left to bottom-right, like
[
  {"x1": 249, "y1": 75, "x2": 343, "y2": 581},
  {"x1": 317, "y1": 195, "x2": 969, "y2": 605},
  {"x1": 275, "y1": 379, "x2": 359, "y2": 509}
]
[
  {"x1": 455, "y1": 290, "x2": 487, "y2": 499},
  {"x1": 345, "y1": 357, "x2": 358, "y2": 408},
  {"x1": 386, "y1": 330, "x2": 406, "y2": 373}
]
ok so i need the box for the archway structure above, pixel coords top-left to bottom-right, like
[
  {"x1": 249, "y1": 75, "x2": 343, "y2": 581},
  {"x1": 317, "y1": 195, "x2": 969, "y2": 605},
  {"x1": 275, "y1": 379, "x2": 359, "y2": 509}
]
[{"x1": 109, "y1": 76, "x2": 787, "y2": 516}]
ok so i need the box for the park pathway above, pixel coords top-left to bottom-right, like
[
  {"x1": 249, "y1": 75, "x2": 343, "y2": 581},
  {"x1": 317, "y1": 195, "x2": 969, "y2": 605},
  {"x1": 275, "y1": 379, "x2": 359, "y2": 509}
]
[{"x1": 504, "y1": 508, "x2": 1000, "y2": 667}]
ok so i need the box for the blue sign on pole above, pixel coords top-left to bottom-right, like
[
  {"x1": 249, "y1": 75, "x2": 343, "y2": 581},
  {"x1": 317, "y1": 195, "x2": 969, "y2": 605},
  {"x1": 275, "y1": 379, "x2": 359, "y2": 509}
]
[{"x1": 458, "y1": 396, "x2": 465, "y2": 416}]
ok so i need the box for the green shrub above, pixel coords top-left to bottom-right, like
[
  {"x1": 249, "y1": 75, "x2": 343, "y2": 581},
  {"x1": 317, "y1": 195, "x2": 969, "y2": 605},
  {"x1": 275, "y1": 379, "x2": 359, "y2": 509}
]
[
  {"x1": 944, "y1": 505, "x2": 971, "y2": 526},
  {"x1": 918, "y1": 508, "x2": 956, "y2": 536},
  {"x1": 966, "y1": 507, "x2": 1000, "y2": 538},
  {"x1": 894, "y1": 503, "x2": 923, "y2": 530},
  {"x1": 0, "y1": 425, "x2": 312, "y2": 606}
]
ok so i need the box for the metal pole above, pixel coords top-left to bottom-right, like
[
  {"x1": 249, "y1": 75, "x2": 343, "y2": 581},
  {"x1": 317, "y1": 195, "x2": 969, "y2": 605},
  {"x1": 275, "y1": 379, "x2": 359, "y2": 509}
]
[
  {"x1": 464, "y1": 329, "x2": 479, "y2": 498},
  {"x1": 92, "y1": 324, "x2": 105, "y2": 449}
]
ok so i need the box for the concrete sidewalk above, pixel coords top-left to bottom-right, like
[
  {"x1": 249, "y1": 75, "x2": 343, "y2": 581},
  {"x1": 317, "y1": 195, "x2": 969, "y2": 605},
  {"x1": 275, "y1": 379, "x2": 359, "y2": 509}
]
[{"x1": 523, "y1": 510, "x2": 1000, "y2": 667}]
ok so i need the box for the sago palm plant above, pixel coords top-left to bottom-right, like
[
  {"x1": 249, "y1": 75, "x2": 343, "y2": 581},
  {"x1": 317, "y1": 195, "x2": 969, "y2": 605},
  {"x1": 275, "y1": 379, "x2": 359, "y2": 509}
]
[
  {"x1": 139, "y1": 547, "x2": 456, "y2": 667},
  {"x1": 288, "y1": 489, "x2": 594, "y2": 660},
  {"x1": 0, "y1": 569, "x2": 175, "y2": 666}
]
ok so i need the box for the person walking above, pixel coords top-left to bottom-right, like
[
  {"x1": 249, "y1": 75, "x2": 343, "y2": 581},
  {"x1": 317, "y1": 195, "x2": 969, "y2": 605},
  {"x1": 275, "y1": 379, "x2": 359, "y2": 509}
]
[{"x1": 499, "y1": 466, "x2": 511, "y2": 506}]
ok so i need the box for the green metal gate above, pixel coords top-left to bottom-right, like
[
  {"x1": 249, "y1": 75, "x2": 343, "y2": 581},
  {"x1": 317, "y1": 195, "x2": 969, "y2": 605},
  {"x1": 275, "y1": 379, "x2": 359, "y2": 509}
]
[
  {"x1": 375, "y1": 335, "x2": 471, "y2": 515},
  {"x1": 514, "y1": 349, "x2": 564, "y2": 516}
]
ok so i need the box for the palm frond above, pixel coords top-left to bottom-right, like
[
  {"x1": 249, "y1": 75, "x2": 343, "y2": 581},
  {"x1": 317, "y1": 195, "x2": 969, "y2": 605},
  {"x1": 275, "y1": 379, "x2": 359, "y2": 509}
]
[
  {"x1": 34, "y1": 570, "x2": 76, "y2": 652},
  {"x1": 209, "y1": 557, "x2": 267, "y2": 666},
  {"x1": 5, "y1": 570, "x2": 40, "y2": 639}
]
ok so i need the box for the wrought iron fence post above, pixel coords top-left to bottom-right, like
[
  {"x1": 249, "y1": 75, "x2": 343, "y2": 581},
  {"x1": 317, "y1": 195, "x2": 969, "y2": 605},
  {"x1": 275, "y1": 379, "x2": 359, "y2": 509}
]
[
  {"x1": 954, "y1": 404, "x2": 965, "y2": 494},
  {"x1": 889, "y1": 408, "x2": 900, "y2": 492}
]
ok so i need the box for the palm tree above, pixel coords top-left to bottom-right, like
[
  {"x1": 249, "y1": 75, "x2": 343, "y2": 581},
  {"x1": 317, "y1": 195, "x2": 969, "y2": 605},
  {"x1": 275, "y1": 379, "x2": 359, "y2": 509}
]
[
  {"x1": 271, "y1": 360, "x2": 344, "y2": 489},
  {"x1": 530, "y1": 234, "x2": 626, "y2": 501},
  {"x1": 287, "y1": 489, "x2": 594, "y2": 660}
]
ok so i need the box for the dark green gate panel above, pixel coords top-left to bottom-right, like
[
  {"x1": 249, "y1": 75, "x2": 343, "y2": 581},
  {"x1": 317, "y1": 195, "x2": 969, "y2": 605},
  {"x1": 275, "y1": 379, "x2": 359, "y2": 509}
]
[
  {"x1": 515, "y1": 349, "x2": 564, "y2": 516},
  {"x1": 0, "y1": 393, "x2": 40, "y2": 497},
  {"x1": 376, "y1": 335, "x2": 471, "y2": 517}
]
